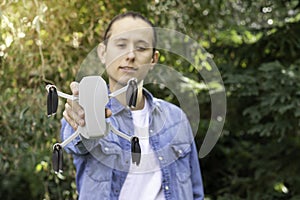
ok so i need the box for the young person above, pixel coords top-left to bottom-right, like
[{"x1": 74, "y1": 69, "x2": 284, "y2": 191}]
[{"x1": 61, "y1": 11, "x2": 204, "y2": 200}]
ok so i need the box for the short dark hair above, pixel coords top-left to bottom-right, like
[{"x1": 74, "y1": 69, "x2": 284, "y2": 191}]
[{"x1": 103, "y1": 11, "x2": 157, "y2": 55}]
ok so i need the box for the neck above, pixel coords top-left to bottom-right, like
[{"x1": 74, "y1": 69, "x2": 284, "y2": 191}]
[
  {"x1": 110, "y1": 80, "x2": 145, "y2": 110},
  {"x1": 131, "y1": 86, "x2": 145, "y2": 110}
]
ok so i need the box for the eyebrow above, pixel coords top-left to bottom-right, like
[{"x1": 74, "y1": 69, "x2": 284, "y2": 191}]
[
  {"x1": 136, "y1": 40, "x2": 150, "y2": 46},
  {"x1": 113, "y1": 38, "x2": 128, "y2": 42},
  {"x1": 113, "y1": 38, "x2": 151, "y2": 46}
]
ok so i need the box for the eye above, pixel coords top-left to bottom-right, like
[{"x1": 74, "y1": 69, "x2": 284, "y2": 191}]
[
  {"x1": 136, "y1": 46, "x2": 146, "y2": 51},
  {"x1": 116, "y1": 43, "x2": 126, "y2": 49}
]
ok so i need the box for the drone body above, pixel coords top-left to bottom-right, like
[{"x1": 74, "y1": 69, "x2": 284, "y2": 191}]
[
  {"x1": 77, "y1": 76, "x2": 109, "y2": 139},
  {"x1": 46, "y1": 76, "x2": 140, "y2": 173}
]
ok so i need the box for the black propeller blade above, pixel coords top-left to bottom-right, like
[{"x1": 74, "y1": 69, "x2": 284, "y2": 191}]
[
  {"x1": 131, "y1": 136, "x2": 141, "y2": 166},
  {"x1": 126, "y1": 79, "x2": 138, "y2": 108},
  {"x1": 47, "y1": 86, "x2": 58, "y2": 116}
]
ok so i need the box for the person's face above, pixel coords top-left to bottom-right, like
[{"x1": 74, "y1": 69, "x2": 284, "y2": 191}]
[{"x1": 98, "y1": 17, "x2": 158, "y2": 88}]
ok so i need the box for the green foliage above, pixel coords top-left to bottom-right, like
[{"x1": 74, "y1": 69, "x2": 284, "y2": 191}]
[
  {"x1": 202, "y1": 135, "x2": 300, "y2": 200},
  {"x1": 1, "y1": 0, "x2": 300, "y2": 199},
  {"x1": 242, "y1": 61, "x2": 300, "y2": 137}
]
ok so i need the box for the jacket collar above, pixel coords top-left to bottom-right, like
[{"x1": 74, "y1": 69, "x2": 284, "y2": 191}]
[{"x1": 108, "y1": 88, "x2": 160, "y2": 115}]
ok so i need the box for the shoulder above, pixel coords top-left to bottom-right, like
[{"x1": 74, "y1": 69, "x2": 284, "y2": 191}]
[
  {"x1": 153, "y1": 97, "x2": 180, "y2": 110},
  {"x1": 143, "y1": 88, "x2": 189, "y2": 122},
  {"x1": 152, "y1": 97, "x2": 196, "y2": 151},
  {"x1": 153, "y1": 97, "x2": 188, "y2": 121}
]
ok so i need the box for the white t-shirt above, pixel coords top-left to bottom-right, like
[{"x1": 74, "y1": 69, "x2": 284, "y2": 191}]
[{"x1": 119, "y1": 98, "x2": 165, "y2": 200}]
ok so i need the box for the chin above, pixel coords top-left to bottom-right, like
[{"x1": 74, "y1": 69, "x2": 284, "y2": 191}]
[
  {"x1": 119, "y1": 75, "x2": 137, "y2": 83},
  {"x1": 113, "y1": 77, "x2": 132, "y2": 87}
]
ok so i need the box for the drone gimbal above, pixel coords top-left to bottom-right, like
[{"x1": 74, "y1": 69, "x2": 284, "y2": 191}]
[{"x1": 46, "y1": 76, "x2": 141, "y2": 173}]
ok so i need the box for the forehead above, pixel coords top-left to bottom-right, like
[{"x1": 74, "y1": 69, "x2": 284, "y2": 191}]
[{"x1": 109, "y1": 17, "x2": 154, "y2": 43}]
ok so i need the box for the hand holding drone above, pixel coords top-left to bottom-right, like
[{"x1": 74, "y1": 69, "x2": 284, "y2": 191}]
[{"x1": 46, "y1": 76, "x2": 141, "y2": 173}]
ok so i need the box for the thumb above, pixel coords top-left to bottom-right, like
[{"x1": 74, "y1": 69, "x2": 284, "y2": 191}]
[
  {"x1": 70, "y1": 81, "x2": 79, "y2": 96},
  {"x1": 105, "y1": 108, "x2": 112, "y2": 118}
]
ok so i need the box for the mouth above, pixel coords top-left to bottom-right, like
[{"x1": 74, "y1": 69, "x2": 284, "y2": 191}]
[{"x1": 119, "y1": 66, "x2": 137, "y2": 73}]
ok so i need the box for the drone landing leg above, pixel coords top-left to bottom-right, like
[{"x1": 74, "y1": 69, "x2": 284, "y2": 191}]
[
  {"x1": 52, "y1": 130, "x2": 80, "y2": 173},
  {"x1": 52, "y1": 144, "x2": 63, "y2": 174},
  {"x1": 109, "y1": 124, "x2": 141, "y2": 166}
]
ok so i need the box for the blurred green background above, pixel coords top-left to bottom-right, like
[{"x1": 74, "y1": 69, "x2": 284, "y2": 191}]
[{"x1": 1, "y1": 0, "x2": 300, "y2": 199}]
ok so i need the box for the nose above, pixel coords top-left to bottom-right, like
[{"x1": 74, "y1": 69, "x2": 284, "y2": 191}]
[{"x1": 126, "y1": 49, "x2": 135, "y2": 62}]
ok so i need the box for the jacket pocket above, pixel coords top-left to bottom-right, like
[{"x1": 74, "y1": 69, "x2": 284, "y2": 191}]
[
  {"x1": 85, "y1": 154, "x2": 112, "y2": 182},
  {"x1": 176, "y1": 170, "x2": 193, "y2": 200},
  {"x1": 176, "y1": 170, "x2": 191, "y2": 183},
  {"x1": 85, "y1": 138, "x2": 123, "y2": 181},
  {"x1": 80, "y1": 156, "x2": 111, "y2": 200},
  {"x1": 171, "y1": 143, "x2": 193, "y2": 199}
]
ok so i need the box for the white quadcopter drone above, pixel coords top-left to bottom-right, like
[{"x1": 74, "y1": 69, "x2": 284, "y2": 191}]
[{"x1": 46, "y1": 76, "x2": 141, "y2": 173}]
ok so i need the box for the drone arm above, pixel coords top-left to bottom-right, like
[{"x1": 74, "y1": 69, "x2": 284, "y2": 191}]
[
  {"x1": 108, "y1": 85, "x2": 128, "y2": 98},
  {"x1": 57, "y1": 123, "x2": 131, "y2": 150},
  {"x1": 58, "y1": 122, "x2": 132, "y2": 149},
  {"x1": 46, "y1": 84, "x2": 78, "y2": 101},
  {"x1": 57, "y1": 91, "x2": 78, "y2": 101},
  {"x1": 59, "y1": 130, "x2": 81, "y2": 148},
  {"x1": 108, "y1": 123, "x2": 141, "y2": 165},
  {"x1": 53, "y1": 121, "x2": 140, "y2": 173},
  {"x1": 108, "y1": 123, "x2": 131, "y2": 141},
  {"x1": 106, "y1": 123, "x2": 142, "y2": 165},
  {"x1": 108, "y1": 78, "x2": 138, "y2": 99}
]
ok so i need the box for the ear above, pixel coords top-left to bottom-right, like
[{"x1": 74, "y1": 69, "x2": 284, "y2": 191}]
[
  {"x1": 97, "y1": 43, "x2": 106, "y2": 64},
  {"x1": 150, "y1": 50, "x2": 160, "y2": 70}
]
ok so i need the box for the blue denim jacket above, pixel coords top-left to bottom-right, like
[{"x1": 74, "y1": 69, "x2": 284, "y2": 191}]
[{"x1": 60, "y1": 89, "x2": 204, "y2": 200}]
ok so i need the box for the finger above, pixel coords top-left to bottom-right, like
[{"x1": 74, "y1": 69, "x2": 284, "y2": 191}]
[
  {"x1": 66, "y1": 98, "x2": 85, "y2": 117},
  {"x1": 70, "y1": 81, "x2": 79, "y2": 96},
  {"x1": 66, "y1": 102, "x2": 85, "y2": 126},
  {"x1": 65, "y1": 102, "x2": 85, "y2": 127},
  {"x1": 105, "y1": 108, "x2": 112, "y2": 118},
  {"x1": 63, "y1": 110, "x2": 78, "y2": 130}
]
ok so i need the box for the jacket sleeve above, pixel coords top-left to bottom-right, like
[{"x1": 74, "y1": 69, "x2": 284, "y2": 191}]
[
  {"x1": 184, "y1": 117, "x2": 204, "y2": 199},
  {"x1": 190, "y1": 139, "x2": 205, "y2": 200},
  {"x1": 60, "y1": 118, "x2": 89, "y2": 155}
]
